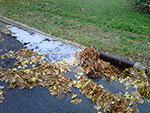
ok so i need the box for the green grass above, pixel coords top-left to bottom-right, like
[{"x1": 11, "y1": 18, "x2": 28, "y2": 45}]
[{"x1": 0, "y1": 0, "x2": 150, "y2": 65}]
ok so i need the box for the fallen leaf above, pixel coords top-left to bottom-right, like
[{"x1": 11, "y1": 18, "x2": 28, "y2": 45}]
[
  {"x1": 72, "y1": 94, "x2": 77, "y2": 99},
  {"x1": 31, "y1": 77, "x2": 37, "y2": 82},
  {"x1": 93, "y1": 105, "x2": 101, "y2": 110},
  {"x1": 71, "y1": 98, "x2": 82, "y2": 104}
]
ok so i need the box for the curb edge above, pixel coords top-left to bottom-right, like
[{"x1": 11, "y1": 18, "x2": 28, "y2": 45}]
[
  {"x1": 0, "y1": 15, "x2": 85, "y2": 49},
  {"x1": 0, "y1": 15, "x2": 147, "y2": 71}
]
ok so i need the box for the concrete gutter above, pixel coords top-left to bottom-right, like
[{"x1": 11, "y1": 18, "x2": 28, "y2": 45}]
[
  {"x1": 0, "y1": 15, "x2": 85, "y2": 49},
  {"x1": 99, "y1": 51, "x2": 135, "y2": 69},
  {"x1": 0, "y1": 15, "x2": 148, "y2": 72},
  {"x1": 99, "y1": 51, "x2": 147, "y2": 71}
]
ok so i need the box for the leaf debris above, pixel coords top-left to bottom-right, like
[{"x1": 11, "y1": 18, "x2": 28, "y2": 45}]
[
  {"x1": 71, "y1": 94, "x2": 82, "y2": 104},
  {"x1": 73, "y1": 76, "x2": 139, "y2": 112},
  {"x1": 0, "y1": 86, "x2": 4, "y2": 103}
]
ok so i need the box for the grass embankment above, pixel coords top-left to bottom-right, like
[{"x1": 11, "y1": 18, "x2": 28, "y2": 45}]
[{"x1": 0, "y1": 0, "x2": 150, "y2": 66}]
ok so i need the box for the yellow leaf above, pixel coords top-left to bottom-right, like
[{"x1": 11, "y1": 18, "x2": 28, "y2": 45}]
[
  {"x1": 0, "y1": 90, "x2": 3, "y2": 95},
  {"x1": 92, "y1": 98, "x2": 96, "y2": 102},
  {"x1": 124, "y1": 92, "x2": 130, "y2": 98},
  {"x1": 0, "y1": 56, "x2": 4, "y2": 59},
  {"x1": 130, "y1": 96, "x2": 134, "y2": 99},
  {"x1": 99, "y1": 85, "x2": 104, "y2": 88},
  {"x1": 39, "y1": 61, "x2": 43, "y2": 64},
  {"x1": 139, "y1": 98, "x2": 144, "y2": 104},
  {"x1": 72, "y1": 94, "x2": 77, "y2": 99},
  {"x1": 53, "y1": 86, "x2": 57, "y2": 90},
  {"x1": 31, "y1": 77, "x2": 37, "y2": 82},
  {"x1": 52, "y1": 60, "x2": 56, "y2": 64},
  {"x1": 141, "y1": 70, "x2": 145, "y2": 74},
  {"x1": 71, "y1": 98, "x2": 82, "y2": 104},
  {"x1": 29, "y1": 86, "x2": 33, "y2": 89},
  {"x1": 78, "y1": 72, "x2": 83, "y2": 75},
  {"x1": 71, "y1": 100, "x2": 74, "y2": 103},
  {"x1": 110, "y1": 76, "x2": 115, "y2": 80},
  {"x1": 73, "y1": 80, "x2": 77, "y2": 84},
  {"x1": 77, "y1": 76, "x2": 81, "y2": 80},
  {"x1": 18, "y1": 66, "x2": 22, "y2": 69},
  {"x1": 0, "y1": 86, "x2": 4, "y2": 89},
  {"x1": 22, "y1": 60, "x2": 28, "y2": 64},
  {"x1": 13, "y1": 68, "x2": 17, "y2": 71},
  {"x1": 125, "y1": 82, "x2": 130, "y2": 87},
  {"x1": 32, "y1": 65, "x2": 36, "y2": 68},
  {"x1": 32, "y1": 58, "x2": 38, "y2": 62},
  {"x1": 20, "y1": 58, "x2": 23, "y2": 62},
  {"x1": 50, "y1": 91, "x2": 55, "y2": 95},
  {"x1": 120, "y1": 79, "x2": 124, "y2": 84},
  {"x1": 139, "y1": 81, "x2": 145, "y2": 86},
  {"x1": 25, "y1": 69, "x2": 30, "y2": 73},
  {"x1": 75, "y1": 74, "x2": 78, "y2": 77},
  {"x1": 98, "y1": 112, "x2": 102, "y2": 113},
  {"x1": 125, "y1": 68, "x2": 129, "y2": 71},
  {"x1": 93, "y1": 105, "x2": 101, "y2": 110}
]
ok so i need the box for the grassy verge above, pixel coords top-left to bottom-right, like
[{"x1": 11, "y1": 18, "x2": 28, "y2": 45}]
[{"x1": 0, "y1": 0, "x2": 150, "y2": 66}]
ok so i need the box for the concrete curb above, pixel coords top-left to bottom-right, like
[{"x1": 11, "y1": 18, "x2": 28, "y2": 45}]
[
  {"x1": 0, "y1": 15, "x2": 147, "y2": 72},
  {"x1": 0, "y1": 15, "x2": 85, "y2": 49},
  {"x1": 99, "y1": 51, "x2": 147, "y2": 71}
]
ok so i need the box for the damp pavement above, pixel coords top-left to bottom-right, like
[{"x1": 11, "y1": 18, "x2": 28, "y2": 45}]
[{"x1": 0, "y1": 21, "x2": 150, "y2": 113}]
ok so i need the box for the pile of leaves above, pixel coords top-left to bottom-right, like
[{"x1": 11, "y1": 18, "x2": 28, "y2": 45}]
[
  {"x1": 0, "y1": 49, "x2": 73, "y2": 98},
  {"x1": 138, "y1": 83, "x2": 150, "y2": 99},
  {"x1": 73, "y1": 76, "x2": 139, "y2": 113},
  {"x1": 0, "y1": 48, "x2": 44, "y2": 69},
  {"x1": 79, "y1": 47, "x2": 150, "y2": 100},
  {"x1": 123, "y1": 68, "x2": 150, "y2": 100},
  {"x1": 79, "y1": 47, "x2": 127, "y2": 80},
  {"x1": 0, "y1": 47, "x2": 149, "y2": 112}
]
